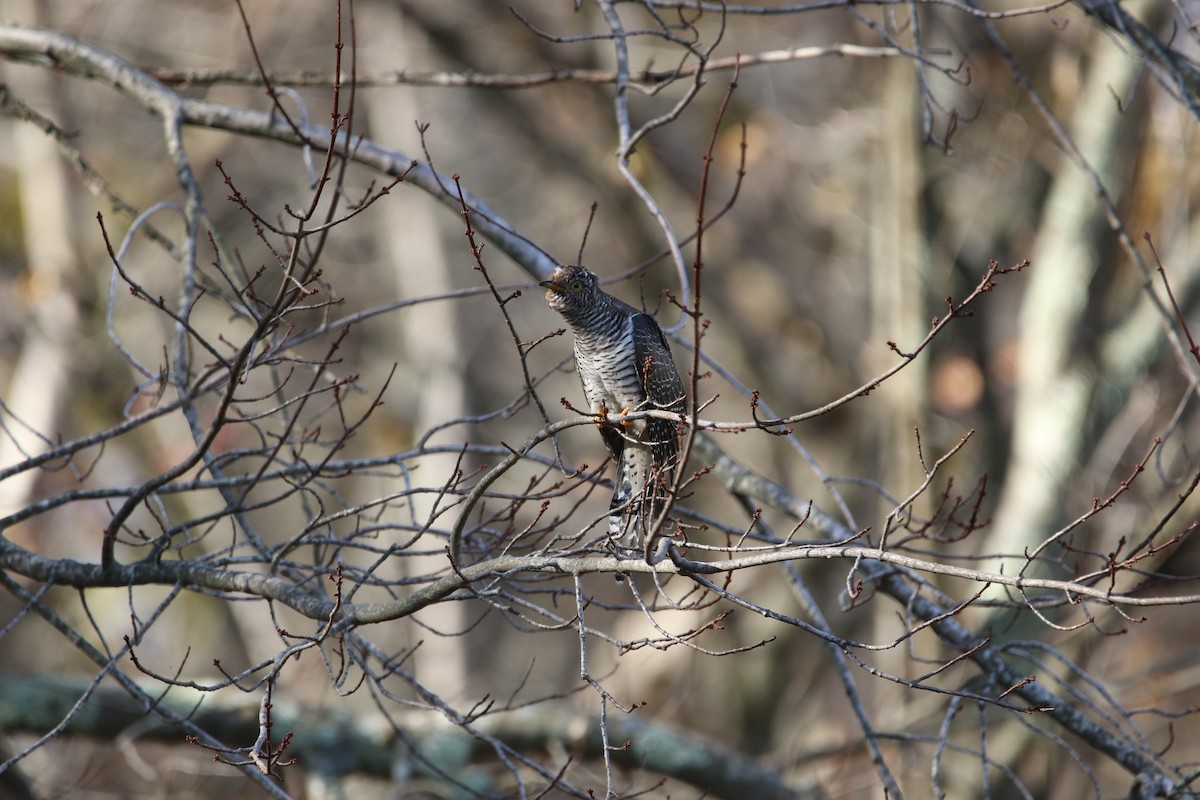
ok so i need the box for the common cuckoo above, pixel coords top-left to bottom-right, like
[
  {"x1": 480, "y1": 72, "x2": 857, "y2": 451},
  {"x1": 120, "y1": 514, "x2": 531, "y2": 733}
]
[{"x1": 541, "y1": 265, "x2": 686, "y2": 558}]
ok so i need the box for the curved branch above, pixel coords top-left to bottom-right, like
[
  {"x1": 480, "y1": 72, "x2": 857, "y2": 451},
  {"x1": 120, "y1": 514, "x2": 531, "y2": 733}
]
[{"x1": 0, "y1": 23, "x2": 559, "y2": 282}]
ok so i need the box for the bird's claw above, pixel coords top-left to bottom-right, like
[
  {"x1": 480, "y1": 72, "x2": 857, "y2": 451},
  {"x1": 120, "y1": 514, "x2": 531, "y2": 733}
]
[{"x1": 595, "y1": 404, "x2": 635, "y2": 427}]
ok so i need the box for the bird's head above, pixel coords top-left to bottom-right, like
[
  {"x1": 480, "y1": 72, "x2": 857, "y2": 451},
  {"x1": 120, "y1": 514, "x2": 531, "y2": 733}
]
[{"x1": 540, "y1": 265, "x2": 601, "y2": 315}]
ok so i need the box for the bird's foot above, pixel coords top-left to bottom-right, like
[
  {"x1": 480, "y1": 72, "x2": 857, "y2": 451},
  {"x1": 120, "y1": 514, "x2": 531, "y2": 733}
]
[{"x1": 594, "y1": 404, "x2": 635, "y2": 427}]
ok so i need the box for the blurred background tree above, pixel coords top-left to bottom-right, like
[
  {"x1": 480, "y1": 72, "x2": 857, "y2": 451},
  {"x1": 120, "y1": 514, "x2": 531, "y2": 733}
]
[{"x1": 0, "y1": 1, "x2": 1198, "y2": 798}]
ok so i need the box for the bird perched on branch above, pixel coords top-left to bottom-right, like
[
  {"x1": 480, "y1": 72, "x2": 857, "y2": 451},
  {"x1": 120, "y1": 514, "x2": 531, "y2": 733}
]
[{"x1": 541, "y1": 265, "x2": 686, "y2": 560}]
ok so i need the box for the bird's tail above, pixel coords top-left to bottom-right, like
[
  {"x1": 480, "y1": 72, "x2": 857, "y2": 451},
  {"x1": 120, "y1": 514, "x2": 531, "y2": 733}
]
[
  {"x1": 608, "y1": 471, "x2": 637, "y2": 546},
  {"x1": 609, "y1": 450, "x2": 677, "y2": 556}
]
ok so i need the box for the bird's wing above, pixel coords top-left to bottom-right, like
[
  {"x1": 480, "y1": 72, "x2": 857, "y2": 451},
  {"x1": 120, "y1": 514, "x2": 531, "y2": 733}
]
[
  {"x1": 630, "y1": 312, "x2": 686, "y2": 482},
  {"x1": 630, "y1": 313, "x2": 686, "y2": 412},
  {"x1": 628, "y1": 313, "x2": 685, "y2": 558}
]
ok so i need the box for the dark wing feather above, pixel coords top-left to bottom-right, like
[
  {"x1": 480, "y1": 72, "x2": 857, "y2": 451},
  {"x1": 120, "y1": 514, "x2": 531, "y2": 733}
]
[
  {"x1": 630, "y1": 313, "x2": 686, "y2": 474},
  {"x1": 630, "y1": 314, "x2": 686, "y2": 413}
]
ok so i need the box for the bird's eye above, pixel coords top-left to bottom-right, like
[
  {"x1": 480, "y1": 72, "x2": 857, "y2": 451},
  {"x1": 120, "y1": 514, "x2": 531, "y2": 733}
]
[{"x1": 570, "y1": 280, "x2": 584, "y2": 292}]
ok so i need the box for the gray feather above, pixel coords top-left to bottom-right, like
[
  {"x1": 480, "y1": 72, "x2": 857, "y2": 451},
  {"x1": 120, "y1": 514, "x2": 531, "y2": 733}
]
[{"x1": 541, "y1": 266, "x2": 686, "y2": 558}]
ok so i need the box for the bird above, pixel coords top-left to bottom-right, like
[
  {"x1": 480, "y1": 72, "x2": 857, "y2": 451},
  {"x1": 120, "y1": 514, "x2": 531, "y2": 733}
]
[{"x1": 541, "y1": 265, "x2": 686, "y2": 560}]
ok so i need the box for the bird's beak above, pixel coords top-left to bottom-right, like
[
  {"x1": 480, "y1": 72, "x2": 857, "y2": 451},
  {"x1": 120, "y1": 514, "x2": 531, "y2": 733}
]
[{"x1": 540, "y1": 279, "x2": 565, "y2": 293}]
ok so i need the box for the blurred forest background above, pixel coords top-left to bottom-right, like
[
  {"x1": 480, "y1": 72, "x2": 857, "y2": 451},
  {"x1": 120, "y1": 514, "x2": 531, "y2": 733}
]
[{"x1": 1, "y1": 0, "x2": 1199, "y2": 798}]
